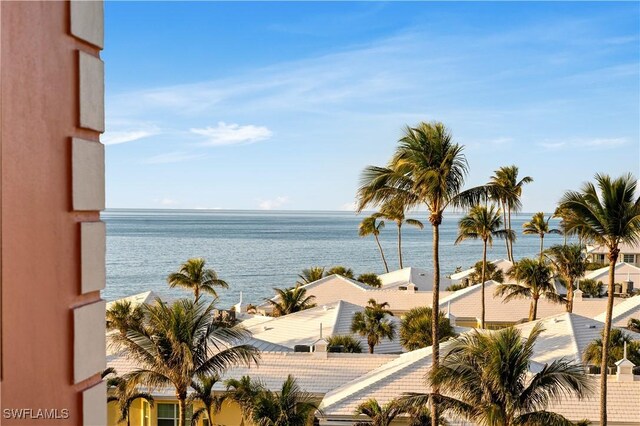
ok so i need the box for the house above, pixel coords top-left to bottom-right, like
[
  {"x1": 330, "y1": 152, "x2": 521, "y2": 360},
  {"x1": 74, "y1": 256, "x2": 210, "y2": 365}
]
[
  {"x1": 106, "y1": 348, "x2": 399, "y2": 426},
  {"x1": 377, "y1": 266, "x2": 451, "y2": 291},
  {"x1": 582, "y1": 262, "x2": 640, "y2": 295},
  {"x1": 440, "y1": 280, "x2": 620, "y2": 329},
  {"x1": 243, "y1": 300, "x2": 405, "y2": 354},
  {"x1": 258, "y1": 274, "x2": 452, "y2": 316},
  {"x1": 588, "y1": 242, "x2": 640, "y2": 267}
]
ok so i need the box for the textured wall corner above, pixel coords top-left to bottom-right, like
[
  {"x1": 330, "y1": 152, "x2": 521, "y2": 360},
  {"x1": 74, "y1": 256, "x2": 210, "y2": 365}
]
[
  {"x1": 70, "y1": 0, "x2": 104, "y2": 48},
  {"x1": 83, "y1": 380, "x2": 107, "y2": 426},
  {"x1": 79, "y1": 52, "x2": 105, "y2": 132},
  {"x1": 72, "y1": 138, "x2": 105, "y2": 211},
  {"x1": 81, "y1": 222, "x2": 106, "y2": 294}
]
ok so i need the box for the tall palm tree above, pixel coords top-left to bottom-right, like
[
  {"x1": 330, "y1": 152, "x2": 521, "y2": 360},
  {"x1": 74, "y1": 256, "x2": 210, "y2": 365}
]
[
  {"x1": 357, "y1": 121, "x2": 477, "y2": 426},
  {"x1": 189, "y1": 374, "x2": 225, "y2": 426},
  {"x1": 359, "y1": 216, "x2": 389, "y2": 273},
  {"x1": 106, "y1": 300, "x2": 144, "y2": 335},
  {"x1": 496, "y1": 258, "x2": 563, "y2": 321},
  {"x1": 326, "y1": 265, "x2": 355, "y2": 279},
  {"x1": 455, "y1": 205, "x2": 512, "y2": 328},
  {"x1": 399, "y1": 306, "x2": 456, "y2": 351},
  {"x1": 167, "y1": 258, "x2": 229, "y2": 302},
  {"x1": 250, "y1": 375, "x2": 321, "y2": 426},
  {"x1": 107, "y1": 376, "x2": 155, "y2": 426},
  {"x1": 296, "y1": 266, "x2": 325, "y2": 285},
  {"x1": 351, "y1": 299, "x2": 396, "y2": 354},
  {"x1": 545, "y1": 244, "x2": 588, "y2": 313},
  {"x1": 109, "y1": 299, "x2": 259, "y2": 426},
  {"x1": 265, "y1": 284, "x2": 316, "y2": 317},
  {"x1": 400, "y1": 325, "x2": 592, "y2": 426},
  {"x1": 488, "y1": 166, "x2": 533, "y2": 262},
  {"x1": 354, "y1": 399, "x2": 401, "y2": 426},
  {"x1": 559, "y1": 173, "x2": 640, "y2": 425},
  {"x1": 584, "y1": 328, "x2": 640, "y2": 368},
  {"x1": 374, "y1": 197, "x2": 424, "y2": 269},
  {"x1": 522, "y1": 212, "x2": 561, "y2": 260}
]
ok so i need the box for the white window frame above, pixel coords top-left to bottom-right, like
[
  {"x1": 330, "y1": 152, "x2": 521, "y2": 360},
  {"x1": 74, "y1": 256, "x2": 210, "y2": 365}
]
[
  {"x1": 623, "y1": 254, "x2": 635, "y2": 263},
  {"x1": 157, "y1": 403, "x2": 178, "y2": 426}
]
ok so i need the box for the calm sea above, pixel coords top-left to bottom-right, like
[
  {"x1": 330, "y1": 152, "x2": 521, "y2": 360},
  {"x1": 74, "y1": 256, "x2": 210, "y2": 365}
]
[{"x1": 102, "y1": 209, "x2": 565, "y2": 308}]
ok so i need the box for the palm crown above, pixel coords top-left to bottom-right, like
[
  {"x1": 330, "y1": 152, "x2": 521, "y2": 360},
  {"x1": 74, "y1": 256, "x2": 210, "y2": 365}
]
[
  {"x1": 523, "y1": 212, "x2": 561, "y2": 258},
  {"x1": 351, "y1": 299, "x2": 396, "y2": 354},
  {"x1": 167, "y1": 257, "x2": 228, "y2": 301},
  {"x1": 354, "y1": 399, "x2": 401, "y2": 426},
  {"x1": 545, "y1": 244, "x2": 587, "y2": 313},
  {"x1": 266, "y1": 284, "x2": 316, "y2": 317},
  {"x1": 374, "y1": 196, "x2": 424, "y2": 269},
  {"x1": 359, "y1": 215, "x2": 389, "y2": 273}
]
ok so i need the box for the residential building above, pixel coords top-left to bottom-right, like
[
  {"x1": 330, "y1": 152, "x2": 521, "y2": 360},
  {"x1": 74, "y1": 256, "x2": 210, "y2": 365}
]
[{"x1": 588, "y1": 242, "x2": 640, "y2": 267}]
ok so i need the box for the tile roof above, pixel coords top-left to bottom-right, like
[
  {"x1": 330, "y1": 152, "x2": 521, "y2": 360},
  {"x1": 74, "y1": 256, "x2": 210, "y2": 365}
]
[
  {"x1": 584, "y1": 262, "x2": 640, "y2": 285},
  {"x1": 107, "y1": 350, "x2": 398, "y2": 396},
  {"x1": 441, "y1": 280, "x2": 620, "y2": 324},
  {"x1": 593, "y1": 294, "x2": 640, "y2": 328},
  {"x1": 587, "y1": 242, "x2": 640, "y2": 255},
  {"x1": 106, "y1": 290, "x2": 159, "y2": 310},
  {"x1": 449, "y1": 259, "x2": 513, "y2": 281},
  {"x1": 377, "y1": 267, "x2": 451, "y2": 291},
  {"x1": 514, "y1": 312, "x2": 640, "y2": 365},
  {"x1": 244, "y1": 300, "x2": 405, "y2": 354}
]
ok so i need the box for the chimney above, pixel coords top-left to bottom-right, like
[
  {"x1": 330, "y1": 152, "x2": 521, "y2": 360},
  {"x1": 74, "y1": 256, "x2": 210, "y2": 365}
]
[
  {"x1": 615, "y1": 342, "x2": 636, "y2": 382},
  {"x1": 312, "y1": 322, "x2": 328, "y2": 358},
  {"x1": 573, "y1": 280, "x2": 583, "y2": 302},
  {"x1": 406, "y1": 282, "x2": 417, "y2": 292}
]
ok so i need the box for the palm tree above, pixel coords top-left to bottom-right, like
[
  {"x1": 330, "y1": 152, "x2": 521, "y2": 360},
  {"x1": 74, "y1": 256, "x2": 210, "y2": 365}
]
[
  {"x1": 584, "y1": 328, "x2": 640, "y2": 369},
  {"x1": 106, "y1": 300, "x2": 144, "y2": 335},
  {"x1": 629, "y1": 318, "x2": 640, "y2": 333},
  {"x1": 455, "y1": 205, "x2": 512, "y2": 328},
  {"x1": 109, "y1": 299, "x2": 259, "y2": 426},
  {"x1": 545, "y1": 244, "x2": 588, "y2": 313},
  {"x1": 250, "y1": 375, "x2": 321, "y2": 426},
  {"x1": 374, "y1": 197, "x2": 424, "y2": 269},
  {"x1": 107, "y1": 376, "x2": 155, "y2": 426},
  {"x1": 467, "y1": 261, "x2": 505, "y2": 285},
  {"x1": 357, "y1": 273, "x2": 383, "y2": 288},
  {"x1": 225, "y1": 375, "x2": 263, "y2": 423},
  {"x1": 265, "y1": 284, "x2": 316, "y2": 317},
  {"x1": 400, "y1": 325, "x2": 592, "y2": 426},
  {"x1": 359, "y1": 216, "x2": 389, "y2": 273},
  {"x1": 189, "y1": 374, "x2": 225, "y2": 426},
  {"x1": 399, "y1": 306, "x2": 456, "y2": 351},
  {"x1": 296, "y1": 266, "x2": 326, "y2": 285},
  {"x1": 522, "y1": 212, "x2": 561, "y2": 259},
  {"x1": 354, "y1": 399, "x2": 401, "y2": 426},
  {"x1": 351, "y1": 299, "x2": 396, "y2": 354},
  {"x1": 487, "y1": 166, "x2": 533, "y2": 262},
  {"x1": 357, "y1": 121, "x2": 476, "y2": 426},
  {"x1": 167, "y1": 258, "x2": 228, "y2": 302},
  {"x1": 559, "y1": 173, "x2": 640, "y2": 425},
  {"x1": 326, "y1": 265, "x2": 355, "y2": 279},
  {"x1": 496, "y1": 258, "x2": 563, "y2": 321},
  {"x1": 326, "y1": 335, "x2": 363, "y2": 353}
]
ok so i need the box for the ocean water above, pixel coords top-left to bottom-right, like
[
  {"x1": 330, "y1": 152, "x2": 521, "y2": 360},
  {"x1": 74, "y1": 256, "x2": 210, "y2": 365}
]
[{"x1": 102, "y1": 209, "x2": 565, "y2": 308}]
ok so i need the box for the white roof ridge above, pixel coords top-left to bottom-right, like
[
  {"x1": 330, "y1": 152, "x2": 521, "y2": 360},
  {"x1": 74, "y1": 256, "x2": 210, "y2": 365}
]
[
  {"x1": 594, "y1": 294, "x2": 640, "y2": 323},
  {"x1": 565, "y1": 313, "x2": 583, "y2": 364},
  {"x1": 439, "y1": 281, "x2": 491, "y2": 305},
  {"x1": 327, "y1": 300, "x2": 346, "y2": 336},
  {"x1": 320, "y1": 346, "x2": 433, "y2": 411}
]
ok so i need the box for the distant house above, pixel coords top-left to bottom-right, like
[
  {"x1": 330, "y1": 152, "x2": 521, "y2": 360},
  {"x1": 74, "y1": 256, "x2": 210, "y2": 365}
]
[
  {"x1": 377, "y1": 266, "x2": 451, "y2": 291},
  {"x1": 582, "y1": 262, "x2": 640, "y2": 295},
  {"x1": 587, "y1": 242, "x2": 640, "y2": 267},
  {"x1": 259, "y1": 273, "x2": 451, "y2": 316},
  {"x1": 449, "y1": 258, "x2": 513, "y2": 284}
]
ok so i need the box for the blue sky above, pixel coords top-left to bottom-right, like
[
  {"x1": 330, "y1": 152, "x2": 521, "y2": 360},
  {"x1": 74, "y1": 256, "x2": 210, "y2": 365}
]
[{"x1": 103, "y1": 2, "x2": 640, "y2": 211}]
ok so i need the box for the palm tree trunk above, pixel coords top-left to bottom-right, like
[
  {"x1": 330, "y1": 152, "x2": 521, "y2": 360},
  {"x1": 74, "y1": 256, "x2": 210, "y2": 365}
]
[
  {"x1": 127, "y1": 413, "x2": 130, "y2": 426},
  {"x1": 502, "y1": 201, "x2": 510, "y2": 261},
  {"x1": 600, "y1": 249, "x2": 618, "y2": 426},
  {"x1": 397, "y1": 223, "x2": 403, "y2": 269},
  {"x1": 507, "y1": 202, "x2": 515, "y2": 262},
  {"x1": 566, "y1": 273, "x2": 574, "y2": 313},
  {"x1": 374, "y1": 234, "x2": 389, "y2": 273},
  {"x1": 431, "y1": 222, "x2": 441, "y2": 426},
  {"x1": 481, "y1": 240, "x2": 487, "y2": 329},
  {"x1": 194, "y1": 287, "x2": 200, "y2": 302},
  {"x1": 369, "y1": 343, "x2": 374, "y2": 354},
  {"x1": 531, "y1": 296, "x2": 538, "y2": 321},
  {"x1": 539, "y1": 235, "x2": 544, "y2": 260},
  {"x1": 178, "y1": 394, "x2": 187, "y2": 426}
]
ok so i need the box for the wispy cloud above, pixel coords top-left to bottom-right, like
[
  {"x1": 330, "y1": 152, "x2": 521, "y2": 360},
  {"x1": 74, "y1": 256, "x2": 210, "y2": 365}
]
[
  {"x1": 539, "y1": 137, "x2": 628, "y2": 151},
  {"x1": 158, "y1": 198, "x2": 177, "y2": 206},
  {"x1": 143, "y1": 151, "x2": 205, "y2": 164},
  {"x1": 258, "y1": 196, "x2": 290, "y2": 210},
  {"x1": 102, "y1": 130, "x2": 158, "y2": 145},
  {"x1": 191, "y1": 122, "x2": 273, "y2": 146}
]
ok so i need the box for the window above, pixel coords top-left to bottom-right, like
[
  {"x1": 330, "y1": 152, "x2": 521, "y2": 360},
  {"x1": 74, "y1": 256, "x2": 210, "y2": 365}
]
[
  {"x1": 623, "y1": 254, "x2": 635, "y2": 263},
  {"x1": 157, "y1": 404, "x2": 192, "y2": 426},
  {"x1": 596, "y1": 254, "x2": 606, "y2": 263}
]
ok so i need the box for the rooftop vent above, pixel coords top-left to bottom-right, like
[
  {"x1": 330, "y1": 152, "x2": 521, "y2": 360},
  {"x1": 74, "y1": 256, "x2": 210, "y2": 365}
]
[{"x1": 294, "y1": 345, "x2": 311, "y2": 353}]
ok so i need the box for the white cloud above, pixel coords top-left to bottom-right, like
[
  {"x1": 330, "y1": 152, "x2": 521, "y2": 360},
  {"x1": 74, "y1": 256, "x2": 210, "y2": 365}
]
[
  {"x1": 539, "y1": 138, "x2": 627, "y2": 151},
  {"x1": 143, "y1": 151, "x2": 205, "y2": 164},
  {"x1": 190, "y1": 122, "x2": 273, "y2": 146},
  {"x1": 258, "y1": 196, "x2": 289, "y2": 210},
  {"x1": 102, "y1": 130, "x2": 158, "y2": 145},
  {"x1": 341, "y1": 201, "x2": 358, "y2": 211},
  {"x1": 159, "y1": 198, "x2": 177, "y2": 206}
]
